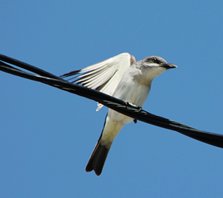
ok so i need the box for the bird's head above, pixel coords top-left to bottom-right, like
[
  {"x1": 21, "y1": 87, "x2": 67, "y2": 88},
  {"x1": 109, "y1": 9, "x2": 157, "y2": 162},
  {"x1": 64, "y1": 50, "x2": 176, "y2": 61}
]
[{"x1": 141, "y1": 56, "x2": 176, "y2": 80}]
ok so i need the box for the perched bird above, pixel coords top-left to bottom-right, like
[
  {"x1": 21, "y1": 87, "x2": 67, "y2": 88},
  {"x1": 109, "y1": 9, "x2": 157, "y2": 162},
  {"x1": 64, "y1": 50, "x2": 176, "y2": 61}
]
[{"x1": 62, "y1": 53, "x2": 176, "y2": 175}]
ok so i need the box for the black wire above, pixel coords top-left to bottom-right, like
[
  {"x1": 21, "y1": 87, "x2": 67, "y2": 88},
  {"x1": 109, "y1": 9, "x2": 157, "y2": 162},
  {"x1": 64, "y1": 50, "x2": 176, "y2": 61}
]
[
  {"x1": 0, "y1": 54, "x2": 59, "y2": 79},
  {"x1": 1, "y1": 54, "x2": 223, "y2": 148}
]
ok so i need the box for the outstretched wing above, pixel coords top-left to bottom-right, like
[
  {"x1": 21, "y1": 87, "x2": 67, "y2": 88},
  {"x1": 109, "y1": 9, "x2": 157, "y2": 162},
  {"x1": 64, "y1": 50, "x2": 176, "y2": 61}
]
[{"x1": 61, "y1": 53, "x2": 136, "y2": 110}]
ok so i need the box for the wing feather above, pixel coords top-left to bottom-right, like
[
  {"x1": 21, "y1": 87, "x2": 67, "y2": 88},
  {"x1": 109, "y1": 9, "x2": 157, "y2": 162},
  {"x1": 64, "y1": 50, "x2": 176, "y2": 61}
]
[{"x1": 61, "y1": 53, "x2": 136, "y2": 110}]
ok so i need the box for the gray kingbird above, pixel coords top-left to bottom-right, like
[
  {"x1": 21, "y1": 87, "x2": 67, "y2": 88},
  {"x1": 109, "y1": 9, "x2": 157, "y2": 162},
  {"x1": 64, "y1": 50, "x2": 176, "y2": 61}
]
[{"x1": 63, "y1": 53, "x2": 176, "y2": 175}]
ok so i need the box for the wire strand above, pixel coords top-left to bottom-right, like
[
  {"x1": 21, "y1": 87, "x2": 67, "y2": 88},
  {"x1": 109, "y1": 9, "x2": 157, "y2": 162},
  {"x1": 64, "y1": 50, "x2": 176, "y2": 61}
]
[{"x1": 1, "y1": 54, "x2": 223, "y2": 148}]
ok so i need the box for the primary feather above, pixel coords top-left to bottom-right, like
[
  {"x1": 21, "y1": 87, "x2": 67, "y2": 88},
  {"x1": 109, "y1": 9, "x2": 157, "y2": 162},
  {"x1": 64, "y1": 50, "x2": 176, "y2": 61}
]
[{"x1": 61, "y1": 53, "x2": 136, "y2": 110}]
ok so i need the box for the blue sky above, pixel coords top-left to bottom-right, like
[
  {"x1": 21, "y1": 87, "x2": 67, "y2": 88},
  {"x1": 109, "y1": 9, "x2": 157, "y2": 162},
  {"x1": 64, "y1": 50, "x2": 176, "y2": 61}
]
[{"x1": 1, "y1": 0, "x2": 223, "y2": 197}]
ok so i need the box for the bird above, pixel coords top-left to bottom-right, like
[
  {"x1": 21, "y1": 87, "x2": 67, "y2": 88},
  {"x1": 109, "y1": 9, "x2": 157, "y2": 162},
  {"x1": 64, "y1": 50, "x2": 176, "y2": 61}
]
[{"x1": 61, "y1": 52, "x2": 176, "y2": 175}]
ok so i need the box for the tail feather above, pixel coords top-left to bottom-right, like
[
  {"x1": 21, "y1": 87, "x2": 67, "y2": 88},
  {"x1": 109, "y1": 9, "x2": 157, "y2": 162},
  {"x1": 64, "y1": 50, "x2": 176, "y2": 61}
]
[{"x1": 85, "y1": 142, "x2": 110, "y2": 176}]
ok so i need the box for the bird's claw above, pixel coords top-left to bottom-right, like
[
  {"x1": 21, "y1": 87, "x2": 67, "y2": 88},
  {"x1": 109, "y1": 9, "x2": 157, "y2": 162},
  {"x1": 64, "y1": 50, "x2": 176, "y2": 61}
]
[
  {"x1": 125, "y1": 102, "x2": 142, "y2": 124},
  {"x1": 126, "y1": 102, "x2": 142, "y2": 112}
]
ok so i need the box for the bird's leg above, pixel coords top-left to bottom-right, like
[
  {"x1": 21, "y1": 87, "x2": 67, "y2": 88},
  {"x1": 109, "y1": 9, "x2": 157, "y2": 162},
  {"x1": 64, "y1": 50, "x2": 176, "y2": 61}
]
[
  {"x1": 126, "y1": 102, "x2": 142, "y2": 112},
  {"x1": 125, "y1": 102, "x2": 142, "y2": 124},
  {"x1": 133, "y1": 106, "x2": 142, "y2": 123}
]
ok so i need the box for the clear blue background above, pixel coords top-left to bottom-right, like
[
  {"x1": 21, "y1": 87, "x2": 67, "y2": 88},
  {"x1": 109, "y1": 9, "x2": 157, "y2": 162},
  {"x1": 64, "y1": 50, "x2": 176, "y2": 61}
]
[{"x1": 1, "y1": 0, "x2": 223, "y2": 197}]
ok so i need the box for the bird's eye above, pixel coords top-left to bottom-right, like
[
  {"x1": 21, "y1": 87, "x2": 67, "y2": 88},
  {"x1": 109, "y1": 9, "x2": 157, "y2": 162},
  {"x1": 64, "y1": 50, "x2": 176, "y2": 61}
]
[
  {"x1": 146, "y1": 57, "x2": 162, "y2": 64},
  {"x1": 152, "y1": 57, "x2": 162, "y2": 64}
]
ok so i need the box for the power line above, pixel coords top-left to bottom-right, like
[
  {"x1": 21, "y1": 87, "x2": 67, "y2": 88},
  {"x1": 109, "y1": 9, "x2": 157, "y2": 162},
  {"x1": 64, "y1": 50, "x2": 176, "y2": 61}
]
[{"x1": 1, "y1": 54, "x2": 223, "y2": 148}]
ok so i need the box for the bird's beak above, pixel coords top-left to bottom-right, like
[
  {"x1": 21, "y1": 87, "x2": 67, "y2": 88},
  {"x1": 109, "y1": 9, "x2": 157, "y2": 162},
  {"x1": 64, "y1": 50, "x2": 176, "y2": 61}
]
[{"x1": 161, "y1": 63, "x2": 177, "y2": 69}]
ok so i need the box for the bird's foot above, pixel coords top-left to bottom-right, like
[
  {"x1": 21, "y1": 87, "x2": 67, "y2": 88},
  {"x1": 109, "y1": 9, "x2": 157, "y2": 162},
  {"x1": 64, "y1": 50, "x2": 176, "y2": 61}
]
[
  {"x1": 125, "y1": 102, "x2": 142, "y2": 124},
  {"x1": 126, "y1": 102, "x2": 142, "y2": 111}
]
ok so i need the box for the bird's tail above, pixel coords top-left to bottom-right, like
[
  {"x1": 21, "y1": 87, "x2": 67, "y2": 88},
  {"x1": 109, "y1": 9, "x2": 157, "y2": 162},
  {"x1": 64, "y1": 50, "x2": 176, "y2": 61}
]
[
  {"x1": 86, "y1": 114, "x2": 123, "y2": 176},
  {"x1": 85, "y1": 141, "x2": 110, "y2": 176}
]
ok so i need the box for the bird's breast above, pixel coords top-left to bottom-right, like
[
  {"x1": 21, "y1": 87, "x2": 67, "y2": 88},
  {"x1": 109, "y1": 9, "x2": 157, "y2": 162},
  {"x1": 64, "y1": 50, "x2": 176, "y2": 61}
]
[
  {"x1": 113, "y1": 80, "x2": 150, "y2": 106},
  {"x1": 108, "y1": 80, "x2": 151, "y2": 123}
]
